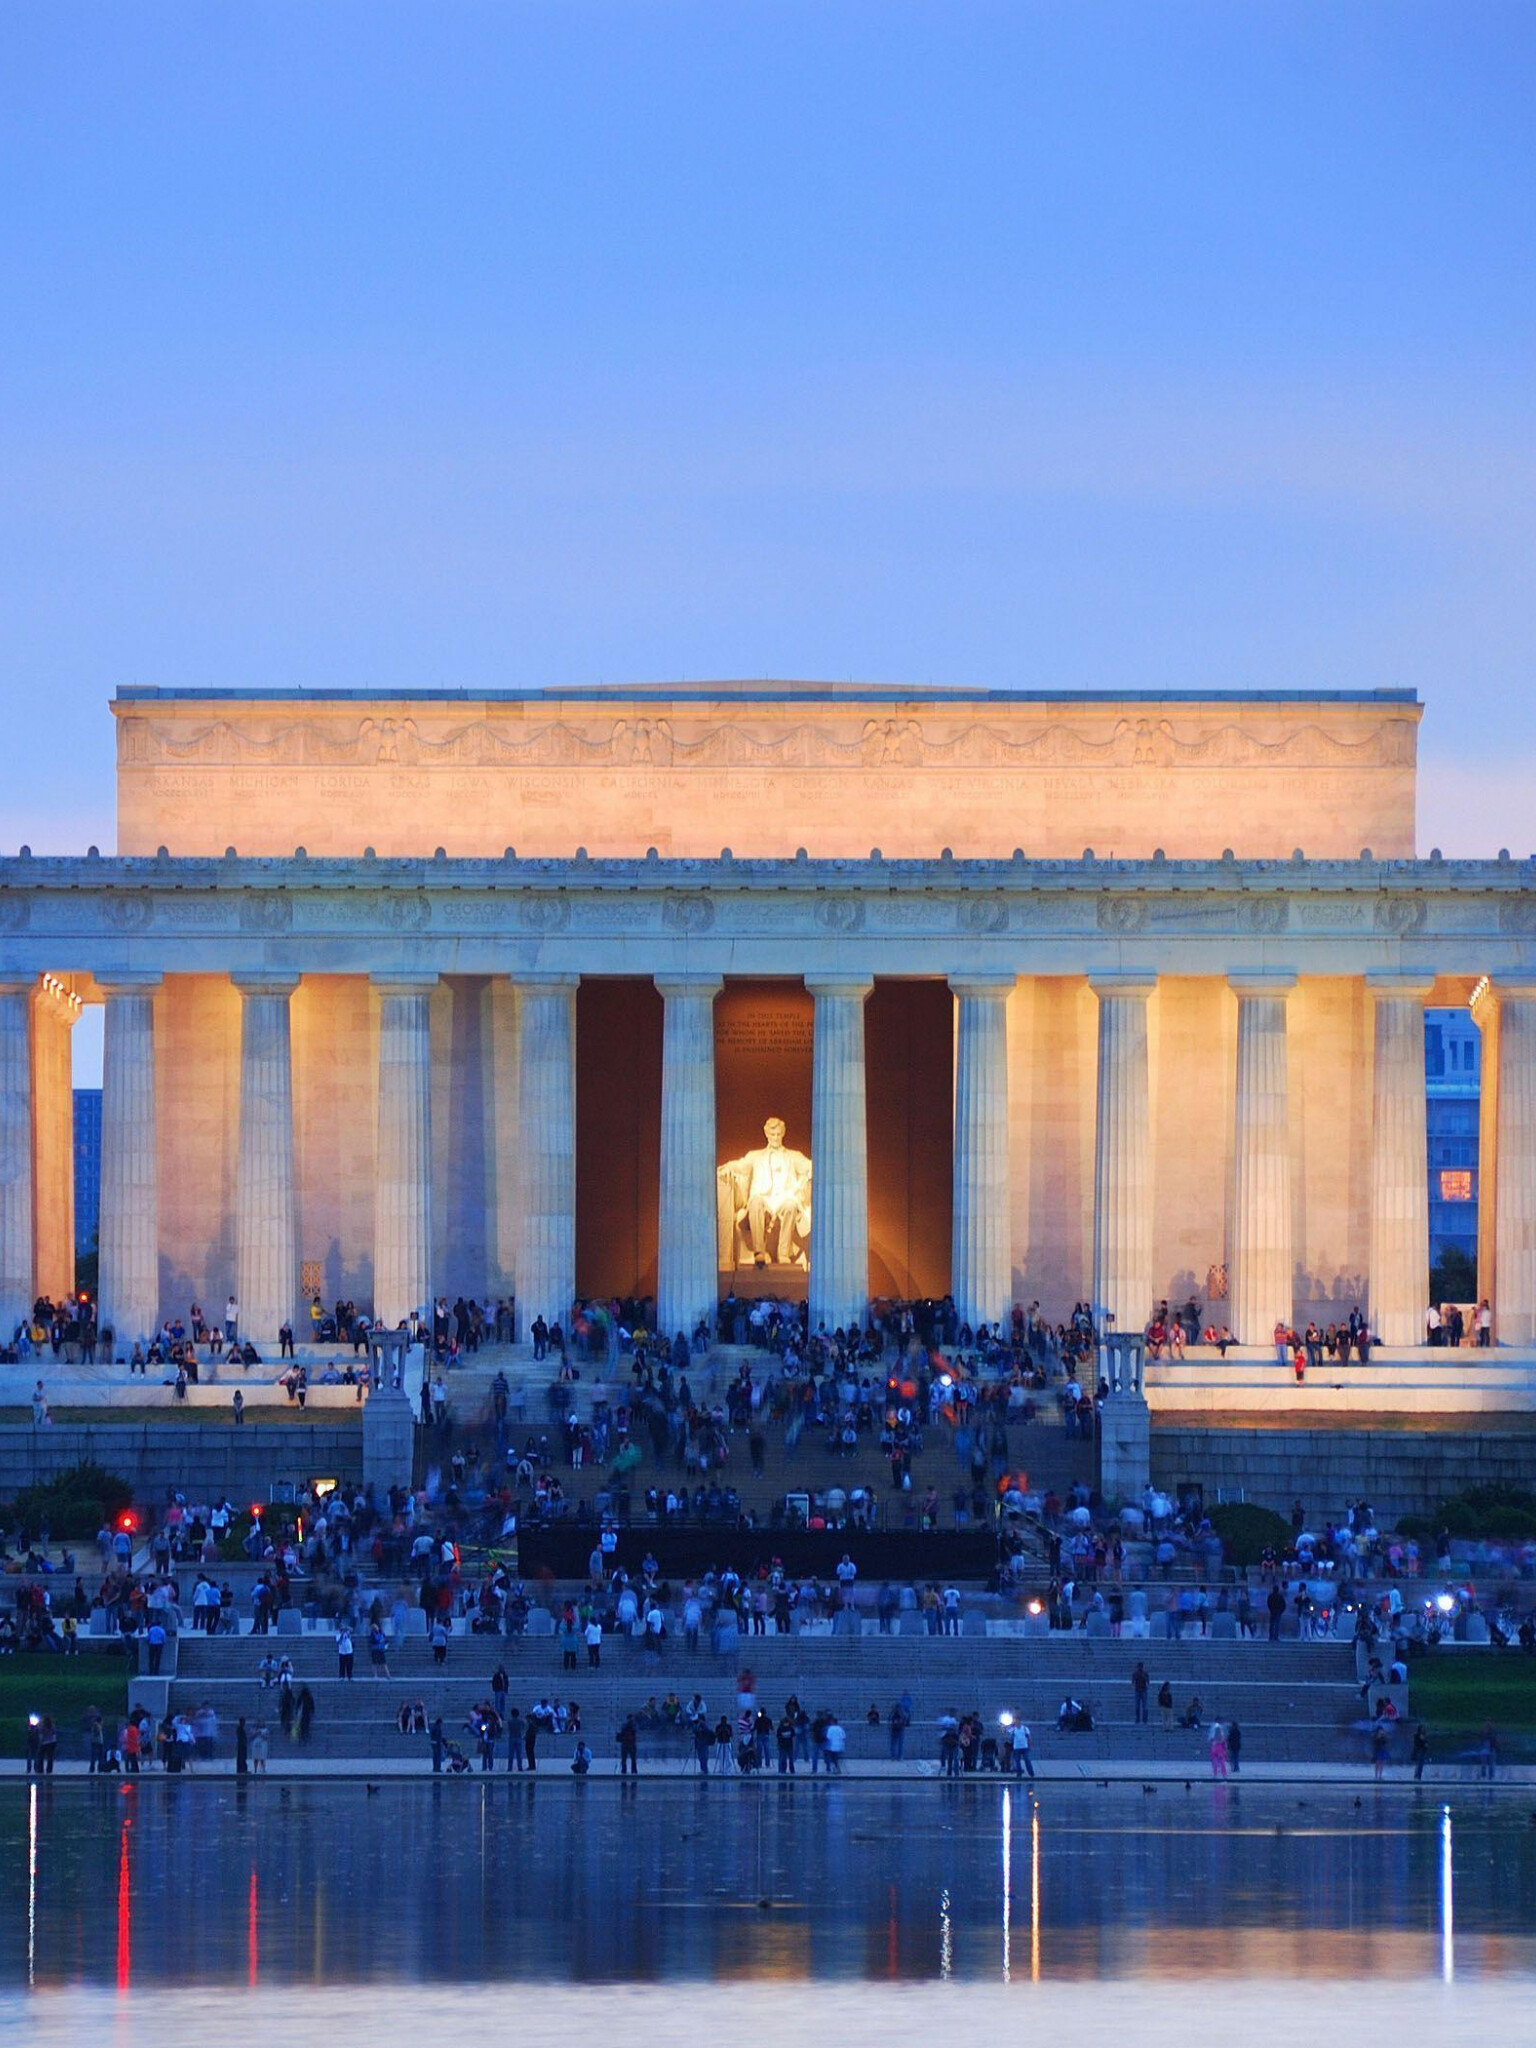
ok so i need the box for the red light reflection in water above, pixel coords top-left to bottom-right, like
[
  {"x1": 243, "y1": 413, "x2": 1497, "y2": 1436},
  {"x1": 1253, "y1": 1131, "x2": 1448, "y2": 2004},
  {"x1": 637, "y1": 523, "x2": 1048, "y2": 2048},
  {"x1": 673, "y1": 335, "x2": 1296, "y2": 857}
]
[
  {"x1": 116, "y1": 1815, "x2": 132, "y2": 1993},
  {"x1": 249, "y1": 1866, "x2": 259, "y2": 1986}
]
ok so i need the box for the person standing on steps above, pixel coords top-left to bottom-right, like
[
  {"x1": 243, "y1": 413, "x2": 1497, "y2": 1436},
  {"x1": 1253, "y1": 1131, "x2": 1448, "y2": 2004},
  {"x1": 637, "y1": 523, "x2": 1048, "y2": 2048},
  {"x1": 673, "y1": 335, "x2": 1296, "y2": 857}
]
[
  {"x1": 1009, "y1": 1717, "x2": 1035, "y2": 1780},
  {"x1": 1132, "y1": 1661, "x2": 1150, "y2": 1725},
  {"x1": 618, "y1": 1714, "x2": 640, "y2": 1777}
]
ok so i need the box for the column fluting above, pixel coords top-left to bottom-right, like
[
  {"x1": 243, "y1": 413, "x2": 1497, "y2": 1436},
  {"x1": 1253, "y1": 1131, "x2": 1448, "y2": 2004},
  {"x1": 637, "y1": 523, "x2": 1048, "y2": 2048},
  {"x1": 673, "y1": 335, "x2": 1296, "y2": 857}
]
[
  {"x1": 1368, "y1": 973, "x2": 1435, "y2": 1347},
  {"x1": 806, "y1": 977, "x2": 872, "y2": 1334},
  {"x1": 30, "y1": 980, "x2": 78, "y2": 1306},
  {"x1": 98, "y1": 972, "x2": 162, "y2": 1350},
  {"x1": 950, "y1": 975, "x2": 1014, "y2": 1331},
  {"x1": 655, "y1": 976, "x2": 722, "y2": 1343},
  {"x1": 233, "y1": 972, "x2": 300, "y2": 1345},
  {"x1": 0, "y1": 979, "x2": 34, "y2": 1341},
  {"x1": 513, "y1": 974, "x2": 578, "y2": 1335},
  {"x1": 1228, "y1": 974, "x2": 1296, "y2": 1344},
  {"x1": 1091, "y1": 973, "x2": 1155, "y2": 1336},
  {"x1": 1493, "y1": 982, "x2": 1536, "y2": 1346},
  {"x1": 373, "y1": 974, "x2": 436, "y2": 1328}
]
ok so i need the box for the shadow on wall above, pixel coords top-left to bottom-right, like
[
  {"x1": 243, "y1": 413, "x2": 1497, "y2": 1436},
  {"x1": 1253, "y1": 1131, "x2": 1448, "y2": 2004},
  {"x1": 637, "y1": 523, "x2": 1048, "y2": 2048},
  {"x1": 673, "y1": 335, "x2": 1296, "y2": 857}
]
[{"x1": 1293, "y1": 1260, "x2": 1366, "y2": 1326}]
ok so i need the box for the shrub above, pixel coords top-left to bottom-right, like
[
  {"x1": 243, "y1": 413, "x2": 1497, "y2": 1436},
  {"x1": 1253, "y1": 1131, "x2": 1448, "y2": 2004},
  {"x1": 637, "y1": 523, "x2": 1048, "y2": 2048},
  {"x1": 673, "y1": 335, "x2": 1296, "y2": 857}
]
[
  {"x1": 1398, "y1": 1484, "x2": 1536, "y2": 1542},
  {"x1": 1207, "y1": 1502, "x2": 1292, "y2": 1567},
  {"x1": 4, "y1": 1462, "x2": 134, "y2": 1542}
]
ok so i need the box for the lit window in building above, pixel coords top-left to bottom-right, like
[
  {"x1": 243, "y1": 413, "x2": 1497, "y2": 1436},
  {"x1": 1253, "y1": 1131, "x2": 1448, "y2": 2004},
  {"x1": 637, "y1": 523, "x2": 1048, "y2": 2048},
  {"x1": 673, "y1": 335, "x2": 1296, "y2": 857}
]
[{"x1": 1439, "y1": 1170, "x2": 1474, "y2": 1202}]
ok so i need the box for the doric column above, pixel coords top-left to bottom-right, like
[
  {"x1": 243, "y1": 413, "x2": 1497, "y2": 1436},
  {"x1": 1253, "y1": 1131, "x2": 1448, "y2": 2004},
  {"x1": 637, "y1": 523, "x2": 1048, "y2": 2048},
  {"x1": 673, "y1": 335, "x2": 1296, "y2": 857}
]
[
  {"x1": 98, "y1": 972, "x2": 162, "y2": 1348},
  {"x1": 372, "y1": 973, "x2": 436, "y2": 1328},
  {"x1": 806, "y1": 976, "x2": 872, "y2": 1333},
  {"x1": 513, "y1": 973, "x2": 578, "y2": 1335},
  {"x1": 1091, "y1": 973, "x2": 1155, "y2": 1335},
  {"x1": 951, "y1": 975, "x2": 1014, "y2": 1330},
  {"x1": 31, "y1": 976, "x2": 79, "y2": 1305},
  {"x1": 1368, "y1": 972, "x2": 1435, "y2": 1347},
  {"x1": 655, "y1": 975, "x2": 722, "y2": 1342},
  {"x1": 0, "y1": 978, "x2": 34, "y2": 1340},
  {"x1": 233, "y1": 972, "x2": 300, "y2": 1344},
  {"x1": 1489, "y1": 978, "x2": 1536, "y2": 1346},
  {"x1": 1228, "y1": 973, "x2": 1296, "y2": 1344}
]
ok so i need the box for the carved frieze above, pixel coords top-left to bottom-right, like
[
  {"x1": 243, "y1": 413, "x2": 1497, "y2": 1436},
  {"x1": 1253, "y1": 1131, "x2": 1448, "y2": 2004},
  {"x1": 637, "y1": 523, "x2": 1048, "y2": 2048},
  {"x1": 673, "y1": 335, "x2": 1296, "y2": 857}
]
[
  {"x1": 956, "y1": 895, "x2": 1009, "y2": 933},
  {"x1": 238, "y1": 893, "x2": 293, "y2": 933},
  {"x1": 1374, "y1": 896, "x2": 1427, "y2": 936},
  {"x1": 517, "y1": 894, "x2": 570, "y2": 933},
  {"x1": 814, "y1": 896, "x2": 865, "y2": 933},
  {"x1": 1237, "y1": 895, "x2": 1290, "y2": 934},
  {"x1": 103, "y1": 893, "x2": 153, "y2": 932},
  {"x1": 117, "y1": 711, "x2": 1420, "y2": 775},
  {"x1": 1097, "y1": 895, "x2": 1148, "y2": 934},
  {"x1": 661, "y1": 894, "x2": 715, "y2": 933}
]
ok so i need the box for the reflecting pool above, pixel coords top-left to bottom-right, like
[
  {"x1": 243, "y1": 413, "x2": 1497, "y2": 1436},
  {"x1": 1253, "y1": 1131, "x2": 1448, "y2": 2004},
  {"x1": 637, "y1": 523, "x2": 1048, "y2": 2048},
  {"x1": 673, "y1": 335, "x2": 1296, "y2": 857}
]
[{"x1": 3, "y1": 1778, "x2": 1535, "y2": 1994}]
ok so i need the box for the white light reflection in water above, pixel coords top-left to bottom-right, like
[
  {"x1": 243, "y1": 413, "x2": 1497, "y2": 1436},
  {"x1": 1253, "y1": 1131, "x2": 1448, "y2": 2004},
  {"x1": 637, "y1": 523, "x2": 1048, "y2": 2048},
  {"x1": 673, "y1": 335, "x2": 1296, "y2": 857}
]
[
  {"x1": 27, "y1": 1782, "x2": 37, "y2": 1988},
  {"x1": 1440, "y1": 1805, "x2": 1454, "y2": 1985},
  {"x1": 1031, "y1": 1803, "x2": 1041, "y2": 1984},
  {"x1": 1000, "y1": 1787, "x2": 1011, "y2": 1984},
  {"x1": 939, "y1": 1887, "x2": 952, "y2": 1981}
]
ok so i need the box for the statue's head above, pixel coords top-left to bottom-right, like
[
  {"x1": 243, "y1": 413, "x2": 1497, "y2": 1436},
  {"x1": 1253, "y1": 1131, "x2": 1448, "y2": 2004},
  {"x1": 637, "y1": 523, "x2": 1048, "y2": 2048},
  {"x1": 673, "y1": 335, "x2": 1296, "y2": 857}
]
[{"x1": 763, "y1": 1117, "x2": 786, "y2": 1146}]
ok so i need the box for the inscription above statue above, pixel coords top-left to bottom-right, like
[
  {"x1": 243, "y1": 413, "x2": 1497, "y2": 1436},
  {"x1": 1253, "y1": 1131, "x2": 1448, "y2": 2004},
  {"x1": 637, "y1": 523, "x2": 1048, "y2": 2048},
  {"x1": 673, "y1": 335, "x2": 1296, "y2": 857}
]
[{"x1": 717, "y1": 1116, "x2": 813, "y2": 1270}]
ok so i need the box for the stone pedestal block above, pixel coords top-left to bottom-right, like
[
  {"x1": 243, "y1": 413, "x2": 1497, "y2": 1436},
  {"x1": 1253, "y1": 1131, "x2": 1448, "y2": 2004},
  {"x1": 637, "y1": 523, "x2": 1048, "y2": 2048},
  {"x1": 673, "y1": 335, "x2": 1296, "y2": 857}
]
[
  {"x1": 1098, "y1": 1392, "x2": 1152, "y2": 1504},
  {"x1": 363, "y1": 1385, "x2": 418, "y2": 1498}
]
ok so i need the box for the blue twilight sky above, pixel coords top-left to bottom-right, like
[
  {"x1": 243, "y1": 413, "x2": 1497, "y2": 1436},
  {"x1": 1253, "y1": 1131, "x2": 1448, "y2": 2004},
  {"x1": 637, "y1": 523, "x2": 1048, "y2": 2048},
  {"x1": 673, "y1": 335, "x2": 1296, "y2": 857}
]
[{"x1": 1, "y1": 0, "x2": 1534, "y2": 878}]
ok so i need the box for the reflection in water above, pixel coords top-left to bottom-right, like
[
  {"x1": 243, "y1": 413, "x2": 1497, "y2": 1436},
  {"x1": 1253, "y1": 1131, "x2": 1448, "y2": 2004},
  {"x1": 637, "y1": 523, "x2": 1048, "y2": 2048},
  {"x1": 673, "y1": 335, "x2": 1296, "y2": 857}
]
[
  {"x1": 2, "y1": 1782, "x2": 1535, "y2": 1991},
  {"x1": 1031, "y1": 1802, "x2": 1041, "y2": 1985},
  {"x1": 1000, "y1": 1787, "x2": 1011, "y2": 1984},
  {"x1": 26, "y1": 1785, "x2": 36, "y2": 1990},
  {"x1": 115, "y1": 1816, "x2": 130, "y2": 1995},
  {"x1": 1441, "y1": 1804, "x2": 1454, "y2": 1986}
]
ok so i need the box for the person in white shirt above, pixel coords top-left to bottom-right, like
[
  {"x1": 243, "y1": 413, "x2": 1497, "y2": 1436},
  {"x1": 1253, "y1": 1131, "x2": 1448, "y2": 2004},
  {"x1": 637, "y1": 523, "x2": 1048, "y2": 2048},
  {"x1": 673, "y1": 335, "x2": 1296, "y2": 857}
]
[
  {"x1": 1010, "y1": 1718, "x2": 1035, "y2": 1779},
  {"x1": 824, "y1": 1715, "x2": 846, "y2": 1773}
]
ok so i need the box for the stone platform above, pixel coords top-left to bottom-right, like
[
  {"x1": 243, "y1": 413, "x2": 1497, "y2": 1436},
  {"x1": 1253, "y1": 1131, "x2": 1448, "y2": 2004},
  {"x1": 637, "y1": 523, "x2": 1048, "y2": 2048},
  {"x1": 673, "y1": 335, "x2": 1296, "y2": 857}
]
[{"x1": 1145, "y1": 1347, "x2": 1536, "y2": 1415}]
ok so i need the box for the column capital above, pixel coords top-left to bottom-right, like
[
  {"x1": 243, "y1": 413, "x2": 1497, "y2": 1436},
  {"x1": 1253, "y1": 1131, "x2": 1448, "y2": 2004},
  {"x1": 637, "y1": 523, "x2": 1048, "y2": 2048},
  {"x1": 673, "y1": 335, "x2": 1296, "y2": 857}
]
[
  {"x1": 1488, "y1": 977, "x2": 1536, "y2": 1003},
  {"x1": 0, "y1": 974, "x2": 36, "y2": 996},
  {"x1": 1088, "y1": 971, "x2": 1157, "y2": 998},
  {"x1": 655, "y1": 975, "x2": 724, "y2": 1001},
  {"x1": 370, "y1": 972, "x2": 439, "y2": 997},
  {"x1": 230, "y1": 970, "x2": 302, "y2": 997},
  {"x1": 1227, "y1": 971, "x2": 1297, "y2": 999},
  {"x1": 1364, "y1": 971, "x2": 1437, "y2": 1001},
  {"x1": 510, "y1": 972, "x2": 580, "y2": 994},
  {"x1": 804, "y1": 975, "x2": 874, "y2": 1000},
  {"x1": 949, "y1": 974, "x2": 1016, "y2": 1001},
  {"x1": 95, "y1": 970, "x2": 164, "y2": 996}
]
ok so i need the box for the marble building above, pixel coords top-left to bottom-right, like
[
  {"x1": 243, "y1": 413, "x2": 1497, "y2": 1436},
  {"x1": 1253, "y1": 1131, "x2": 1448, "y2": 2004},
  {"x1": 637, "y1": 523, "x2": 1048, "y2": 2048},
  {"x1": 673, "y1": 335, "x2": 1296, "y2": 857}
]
[{"x1": 1, "y1": 682, "x2": 1535, "y2": 1355}]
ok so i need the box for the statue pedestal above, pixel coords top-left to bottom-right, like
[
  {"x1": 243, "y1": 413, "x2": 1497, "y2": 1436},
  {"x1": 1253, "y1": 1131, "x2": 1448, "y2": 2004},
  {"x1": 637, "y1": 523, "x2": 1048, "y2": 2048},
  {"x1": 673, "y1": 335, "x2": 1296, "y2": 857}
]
[
  {"x1": 363, "y1": 1386, "x2": 417, "y2": 1499},
  {"x1": 1097, "y1": 1391, "x2": 1151, "y2": 1505},
  {"x1": 718, "y1": 1265, "x2": 808, "y2": 1304}
]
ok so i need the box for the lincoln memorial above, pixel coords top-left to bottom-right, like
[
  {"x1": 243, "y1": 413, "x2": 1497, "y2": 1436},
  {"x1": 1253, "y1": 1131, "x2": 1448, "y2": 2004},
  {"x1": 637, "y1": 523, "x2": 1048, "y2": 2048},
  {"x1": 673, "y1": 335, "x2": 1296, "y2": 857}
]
[{"x1": 2, "y1": 683, "x2": 1535, "y2": 1372}]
